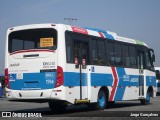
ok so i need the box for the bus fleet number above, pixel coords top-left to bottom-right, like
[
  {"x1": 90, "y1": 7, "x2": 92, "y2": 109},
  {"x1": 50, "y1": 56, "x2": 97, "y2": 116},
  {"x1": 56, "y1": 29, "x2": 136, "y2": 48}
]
[{"x1": 46, "y1": 80, "x2": 54, "y2": 84}]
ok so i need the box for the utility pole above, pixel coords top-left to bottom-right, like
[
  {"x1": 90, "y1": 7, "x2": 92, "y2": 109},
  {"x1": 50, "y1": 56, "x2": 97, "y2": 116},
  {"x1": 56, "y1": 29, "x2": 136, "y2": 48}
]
[{"x1": 64, "y1": 18, "x2": 77, "y2": 25}]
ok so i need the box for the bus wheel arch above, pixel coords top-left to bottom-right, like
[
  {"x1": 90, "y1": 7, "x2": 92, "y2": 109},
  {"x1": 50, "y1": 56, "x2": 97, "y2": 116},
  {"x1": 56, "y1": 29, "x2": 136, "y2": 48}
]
[
  {"x1": 99, "y1": 86, "x2": 109, "y2": 102},
  {"x1": 140, "y1": 86, "x2": 153, "y2": 105},
  {"x1": 147, "y1": 86, "x2": 153, "y2": 97}
]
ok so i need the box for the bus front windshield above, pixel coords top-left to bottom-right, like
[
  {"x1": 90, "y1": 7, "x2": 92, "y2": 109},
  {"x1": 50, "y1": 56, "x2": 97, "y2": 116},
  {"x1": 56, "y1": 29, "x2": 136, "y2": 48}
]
[{"x1": 8, "y1": 28, "x2": 57, "y2": 53}]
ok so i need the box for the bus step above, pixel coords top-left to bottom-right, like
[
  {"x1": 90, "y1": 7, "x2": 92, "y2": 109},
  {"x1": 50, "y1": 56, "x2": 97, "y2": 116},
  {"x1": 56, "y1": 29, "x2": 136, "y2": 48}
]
[{"x1": 75, "y1": 99, "x2": 90, "y2": 104}]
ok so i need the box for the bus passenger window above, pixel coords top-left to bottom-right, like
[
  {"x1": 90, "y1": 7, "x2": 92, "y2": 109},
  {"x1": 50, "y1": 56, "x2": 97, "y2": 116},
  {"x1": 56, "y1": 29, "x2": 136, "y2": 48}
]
[
  {"x1": 145, "y1": 51, "x2": 154, "y2": 71},
  {"x1": 114, "y1": 44, "x2": 122, "y2": 66},
  {"x1": 65, "y1": 33, "x2": 74, "y2": 63},
  {"x1": 123, "y1": 45, "x2": 130, "y2": 67},
  {"x1": 90, "y1": 40, "x2": 98, "y2": 64},
  {"x1": 81, "y1": 44, "x2": 89, "y2": 64},
  {"x1": 108, "y1": 43, "x2": 114, "y2": 65},
  {"x1": 129, "y1": 46, "x2": 137, "y2": 68},
  {"x1": 97, "y1": 40, "x2": 106, "y2": 65}
]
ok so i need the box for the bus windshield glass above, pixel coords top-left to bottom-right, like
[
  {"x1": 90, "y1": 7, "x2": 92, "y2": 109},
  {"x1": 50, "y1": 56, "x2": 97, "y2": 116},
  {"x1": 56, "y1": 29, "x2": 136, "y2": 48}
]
[{"x1": 8, "y1": 28, "x2": 57, "y2": 53}]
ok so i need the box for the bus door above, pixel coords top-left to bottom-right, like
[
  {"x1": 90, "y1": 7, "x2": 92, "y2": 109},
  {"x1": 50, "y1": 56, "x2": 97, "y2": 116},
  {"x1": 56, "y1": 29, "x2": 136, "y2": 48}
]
[
  {"x1": 137, "y1": 51, "x2": 145, "y2": 97},
  {"x1": 74, "y1": 41, "x2": 89, "y2": 101}
]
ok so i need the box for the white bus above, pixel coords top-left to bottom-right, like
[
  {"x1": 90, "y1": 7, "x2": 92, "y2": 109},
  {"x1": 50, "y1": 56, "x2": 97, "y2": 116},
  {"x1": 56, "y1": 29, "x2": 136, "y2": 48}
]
[
  {"x1": 155, "y1": 67, "x2": 160, "y2": 94},
  {"x1": 5, "y1": 24, "x2": 156, "y2": 111}
]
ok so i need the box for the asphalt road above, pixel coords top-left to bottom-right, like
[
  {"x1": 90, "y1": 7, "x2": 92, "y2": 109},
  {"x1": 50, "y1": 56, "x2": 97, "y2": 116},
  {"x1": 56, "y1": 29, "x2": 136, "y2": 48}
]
[{"x1": 0, "y1": 95, "x2": 160, "y2": 119}]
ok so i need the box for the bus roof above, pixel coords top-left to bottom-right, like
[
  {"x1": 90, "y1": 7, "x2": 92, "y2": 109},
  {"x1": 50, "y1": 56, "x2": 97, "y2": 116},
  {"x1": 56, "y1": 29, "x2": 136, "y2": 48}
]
[
  {"x1": 65, "y1": 24, "x2": 148, "y2": 47},
  {"x1": 8, "y1": 23, "x2": 148, "y2": 47}
]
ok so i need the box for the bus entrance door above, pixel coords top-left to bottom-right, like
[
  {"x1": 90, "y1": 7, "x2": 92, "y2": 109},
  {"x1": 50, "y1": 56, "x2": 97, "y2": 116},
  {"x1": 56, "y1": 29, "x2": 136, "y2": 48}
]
[
  {"x1": 74, "y1": 42, "x2": 90, "y2": 103},
  {"x1": 138, "y1": 51, "x2": 145, "y2": 98}
]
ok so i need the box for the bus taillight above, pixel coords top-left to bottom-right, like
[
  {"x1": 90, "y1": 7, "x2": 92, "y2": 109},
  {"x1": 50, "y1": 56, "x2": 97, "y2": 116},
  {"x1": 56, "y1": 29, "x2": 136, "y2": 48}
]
[
  {"x1": 5, "y1": 68, "x2": 10, "y2": 89},
  {"x1": 55, "y1": 66, "x2": 64, "y2": 88}
]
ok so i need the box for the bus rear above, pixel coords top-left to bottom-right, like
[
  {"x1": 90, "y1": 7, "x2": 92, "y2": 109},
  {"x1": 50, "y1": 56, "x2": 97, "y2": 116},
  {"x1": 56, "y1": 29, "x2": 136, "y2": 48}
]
[{"x1": 5, "y1": 24, "x2": 64, "y2": 101}]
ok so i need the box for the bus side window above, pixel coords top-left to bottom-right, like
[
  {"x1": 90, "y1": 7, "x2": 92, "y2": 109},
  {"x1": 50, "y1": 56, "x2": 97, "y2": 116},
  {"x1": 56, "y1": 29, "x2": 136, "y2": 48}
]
[
  {"x1": 97, "y1": 40, "x2": 106, "y2": 65},
  {"x1": 107, "y1": 42, "x2": 114, "y2": 65},
  {"x1": 122, "y1": 45, "x2": 130, "y2": 67},
  {"x1": 129, "y1": 46, "x2": 137, "y2": 68},
  {"x1": 90, "y1": 39, "x2": 98, "y2": 64},
  {"x1": 145, "y1": 51, "x2": 154, "y2": 71},
  {"x1": 81, "y1": 43, "x2": 89, "y2": 64},
  {"x1": 65, "y1": 32, "x2": 74, "y2": 63},
  {"x1": 114, "y1": 43, "x2": 122, "y2": 66}
]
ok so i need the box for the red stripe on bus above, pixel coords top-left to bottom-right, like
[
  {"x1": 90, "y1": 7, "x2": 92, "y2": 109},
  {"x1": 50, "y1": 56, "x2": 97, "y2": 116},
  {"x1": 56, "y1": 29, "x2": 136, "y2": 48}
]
[
  {"x1": 109, "y1": 67, "x2": 118, "y2": 101},
  {"x1": 71, "y1": 26, "x2": 88, "y2": 35},
  {"x1": 98, "y1": 32, "x2": 105, "y2": 38}
]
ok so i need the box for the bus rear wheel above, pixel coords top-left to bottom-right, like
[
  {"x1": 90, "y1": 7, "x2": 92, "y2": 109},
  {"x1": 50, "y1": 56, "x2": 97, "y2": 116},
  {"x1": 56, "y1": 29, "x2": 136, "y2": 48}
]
[{"x1": 48, "y1": 100, "x2": 67, "y2": 112}]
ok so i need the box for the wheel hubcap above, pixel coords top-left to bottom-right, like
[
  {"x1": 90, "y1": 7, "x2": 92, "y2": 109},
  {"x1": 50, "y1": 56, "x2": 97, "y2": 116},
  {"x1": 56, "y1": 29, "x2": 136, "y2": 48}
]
[{"x1": 99, "y1": 95, "x2": 105, "y2": 107}]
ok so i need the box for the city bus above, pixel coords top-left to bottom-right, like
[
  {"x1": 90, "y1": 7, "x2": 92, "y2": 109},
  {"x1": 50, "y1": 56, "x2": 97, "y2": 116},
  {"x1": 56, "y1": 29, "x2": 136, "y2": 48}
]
[
  {"x1": 155, "y1": 67, "x2": 160, "y2": 94},
  {"x1": 5, "y1": 23, "x2": 156, "y2": 111}
]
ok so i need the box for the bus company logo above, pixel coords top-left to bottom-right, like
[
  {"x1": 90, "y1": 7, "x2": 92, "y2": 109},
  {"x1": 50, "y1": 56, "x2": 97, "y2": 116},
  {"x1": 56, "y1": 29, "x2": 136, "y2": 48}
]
[
  {"x1": 9, "y1": 63, "x2": 20, "y2": 67},
  {"x1": 123, "y1": 75, "x2": 130, "y2": 82},
  {"x1": 2, "y1": 112, "x2": 11, "y2": 117}
]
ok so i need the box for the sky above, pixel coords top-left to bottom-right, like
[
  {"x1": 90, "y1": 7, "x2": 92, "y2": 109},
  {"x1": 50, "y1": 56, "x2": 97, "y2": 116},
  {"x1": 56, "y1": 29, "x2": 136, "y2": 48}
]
[{"x1": 0, "y1": 0, "x2": 160, "y2": 74}]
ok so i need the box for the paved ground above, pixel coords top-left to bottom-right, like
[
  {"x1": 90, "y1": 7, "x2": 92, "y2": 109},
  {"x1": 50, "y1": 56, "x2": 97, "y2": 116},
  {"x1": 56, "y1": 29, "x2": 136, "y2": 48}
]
[{"x1": 0, "y1": 95, "x2": 160, "y2": 119}]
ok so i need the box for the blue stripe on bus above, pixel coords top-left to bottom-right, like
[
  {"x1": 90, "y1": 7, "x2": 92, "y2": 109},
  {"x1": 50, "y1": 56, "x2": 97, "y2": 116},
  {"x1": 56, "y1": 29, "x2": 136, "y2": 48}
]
[
  {"x1": 9, "y1": 71, "x2": 155, "y2": 92},
  {"x1": 64, "y1": 72, "x2": 139, "y2": 87},
  {"x1": 64, "y1": 72, "x2": 87, "y2": 86},
  {"x1": 114, "y1": 67, "x2": 126, "y2": 101},
  {"x1": 91, "y1": 73, "x2": 113, "y2": 86},
  {"x1": 9, "y1": 72, "x2": 56, "y2": 90},
  {"x1": 102, "y1": 32, "x2": 115, "y2": 40},
  {"x1": 84, "y1": 27, "x2": 115, "y2": 40}
]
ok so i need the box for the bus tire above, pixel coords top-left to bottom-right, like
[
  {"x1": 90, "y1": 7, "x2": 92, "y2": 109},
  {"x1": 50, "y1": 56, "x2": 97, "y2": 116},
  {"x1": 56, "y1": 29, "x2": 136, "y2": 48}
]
[
  {"x1": 140, "y1": 92, "x2": 150, "y2": 105},
  {"x1": 96, "y1": 90, "x2": 107, "y2": 110},
  {"x1": 48, "y1": 101, "x2": 67, "y2": 112}
]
